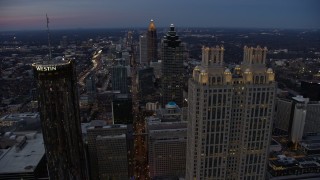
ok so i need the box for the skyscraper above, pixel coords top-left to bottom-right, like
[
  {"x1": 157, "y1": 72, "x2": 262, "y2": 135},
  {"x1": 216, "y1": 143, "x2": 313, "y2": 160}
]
[
  {"x1": 112, "y1": 60, "x2": 128, "y2": 94},
  {"x1": 139, "y1": 34, "x2": 148, "y2": 66},
  {"x1": 147, "y1": 19, "x2": 157, "y2": 65},
  {"x1": 161, "y1": 24, "x2": 185, "y2": 107},
  {"x1": 186, "y1": 46, "x2": 276, "y2": 179},
  {"x1": 32, "y1": 59, "x2": 87, "y2": 179}
]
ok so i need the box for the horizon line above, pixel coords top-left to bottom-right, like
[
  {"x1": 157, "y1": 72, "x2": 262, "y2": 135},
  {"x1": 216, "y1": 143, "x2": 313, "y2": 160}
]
[{"x1": 1, "y1": 26, "x2": 319, "y2": 32}]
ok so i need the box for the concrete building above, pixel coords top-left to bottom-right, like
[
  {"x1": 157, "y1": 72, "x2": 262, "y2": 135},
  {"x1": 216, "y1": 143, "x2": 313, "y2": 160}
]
[
  {"x1": 146, "y1": 102, "x2": 161, "y2": 111},
  {"x1": 0, "y1": 133, "x2": 48, "y2": 179},
  {"x1": 0, "y1": 113, "x2": 40, "y2": 132},
  {"x1": 186, "y1": 46, "x2": 276, "y2": 179},
  {"x1": 274, "y1": 98, "x2": 293, "y2": 135},
  {"x1": 87, "y1": 124, "x2": 128, "y2": 180},
  {"x1": 147, "y1": 115, "x2": 187, "y2": 178},
  {"x1": 96, "y1": 134, "x2": 128, "y2": 180},
  {"x1": 268, "y1": 154, "x2": 320, "y2": 179},
  {"x1": 156, "y1": 101, "x2": 182, "y2": 122},
  {"x1": 161, "y1": 24, "x2": 185, "y2": 107}
]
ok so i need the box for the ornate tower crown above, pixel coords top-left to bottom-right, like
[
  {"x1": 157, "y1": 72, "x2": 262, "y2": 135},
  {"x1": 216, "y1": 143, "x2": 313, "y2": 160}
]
[
  {"x1": 201, "y1": 45, "x2": 225, "y2": 67},
  {"x1": 148, "y1": 19, "x2": 156, "y2": 31},
  {"x1": 243, "y1": 45, "x2": 267, "y2": 66}
]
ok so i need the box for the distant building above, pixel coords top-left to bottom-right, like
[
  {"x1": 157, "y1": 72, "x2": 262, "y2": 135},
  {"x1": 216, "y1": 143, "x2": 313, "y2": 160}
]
[
  {"x1": 122, "y1": 51, "x2": 130, "y2": 66},
  {"x1": 156, "y1": 101, "x2": 182, "y2": 122},
  {"x1": 274, "y1": 95, "x2": 320, "y2": 143},
  {"x1": 138, "y1": 66, "x2": 155, "y2": 102},
  {"x1": 274, "y1": 98, "x2": 293, "y2": 135},
  {"x1": 161, "y1": 24, "x2": 185, "y2": 107},
  {"x1": 147, "y1": 19, "x2": 158, "y2": 65},
  {"x1": 87, "y1": 124, "x2": 128, "y2": 180},
  {"x1": 112, "y1": 96, "x2": 133, "y2": 124},
  {"x1": 147, "y1": 105, "x2": 187, "y2": 179},
  {"x1": 86, "y1": 72, "x2": 96, "y2": 104},
  {"x1": 268, "y1": 154, "x2": 320, "y2": 179},
  {"x1": 32, "y1": 59, "x2": 88, "y2": 179},
  {"x1": 139, "y1": 34, "x2": 148, "y2": 66},
  {"x1": 186, "y1": 46, "x2": 276, "y2": 179},
  {"x1": 112, "y1": 61, "x2": 128, "y2": 94},
  {"x1": 150, "y1": 61, "x2": 162, "y2": 79},
  {"x1": 301, "y1": 80, "x2": 320, "y2": 101},
  {"x1": 0, "y1": 133, "x2": 48, "y2": 179},
  {"x1": 0, "y1": 113, "x2": 40, "y2": 132},
  {"x1": 146, "y1": 102, "x2": 161, "y2": 111}
]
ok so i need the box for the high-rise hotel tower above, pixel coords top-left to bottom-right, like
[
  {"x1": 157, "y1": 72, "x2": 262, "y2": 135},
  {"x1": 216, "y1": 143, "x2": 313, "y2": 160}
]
[
  {"x1": 147, "y1": 19, "x2": 158, "y2": 65},
  {"x1": 32, "y1": 59, "x2": 87, "y2": 179},
  {"x1": 161, "y1": 24, "x2": 185, "y2": 107},
  {"x1": 186, "y1": 46, "x2": 276, "y2": 179}
]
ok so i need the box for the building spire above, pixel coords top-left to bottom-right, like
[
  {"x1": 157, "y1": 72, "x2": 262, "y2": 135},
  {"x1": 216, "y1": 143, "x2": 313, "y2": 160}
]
[
  {"x1": 148, "y1": 19, "x2": 156, "y2": 31},
  {"x1": 46, "y1": 14, "x2": 52, "y2": 61}
]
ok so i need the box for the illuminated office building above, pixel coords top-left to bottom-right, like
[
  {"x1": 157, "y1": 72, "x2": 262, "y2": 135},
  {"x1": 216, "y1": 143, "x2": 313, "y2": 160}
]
[
  {"x1": 32, "y1": 58, "x2": 87, "y2": 180},
  {"x1": 147, "y1": 19, "x2": 158, "y2": 65},
  {"x1": 186, "y1": 46, "x2": 276, "y2": 180},
  {"x1": 161, "y1": 24, "x2": 185, "y2": 107}
]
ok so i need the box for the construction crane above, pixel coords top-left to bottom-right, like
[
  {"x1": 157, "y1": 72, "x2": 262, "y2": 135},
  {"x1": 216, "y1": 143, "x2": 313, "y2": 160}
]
[{"x1": 130, "y1": 41, "x2": 151, "y2": 180}]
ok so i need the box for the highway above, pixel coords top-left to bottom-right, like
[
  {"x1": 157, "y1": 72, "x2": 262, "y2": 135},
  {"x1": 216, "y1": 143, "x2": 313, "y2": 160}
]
[{"x1": 78, "y1": 50, "x2": 102, "y2": 87}]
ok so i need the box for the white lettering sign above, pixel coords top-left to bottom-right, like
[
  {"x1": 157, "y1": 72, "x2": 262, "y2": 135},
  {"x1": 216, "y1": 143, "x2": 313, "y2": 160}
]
[{"x1": 36, "y1": 66, "x2": 57, "y2": 71}]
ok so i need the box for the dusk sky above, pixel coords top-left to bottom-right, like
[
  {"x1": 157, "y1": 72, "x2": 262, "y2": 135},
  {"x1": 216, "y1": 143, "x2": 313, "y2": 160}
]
[{"x1": 1, "y1": 0, "x2": 319, "y2": 31}]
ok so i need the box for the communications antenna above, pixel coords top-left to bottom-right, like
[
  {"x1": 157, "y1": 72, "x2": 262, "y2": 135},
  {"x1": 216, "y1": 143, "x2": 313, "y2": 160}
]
[{"x1": 46, "y1": 14, "x2": 52, "y2": 60}]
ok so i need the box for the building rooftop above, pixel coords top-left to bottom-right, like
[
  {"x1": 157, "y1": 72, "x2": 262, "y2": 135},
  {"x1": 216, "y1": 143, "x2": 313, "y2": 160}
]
[
  {"x1": 96, "y1": 134, "x2": 126, "y2": 140},
  {"x1": 0, "y1": 133, "x2": 45, "y2": 174},
  {"x1": 0, "y1": 113, "x2": 39, "y2": 121},
  {"x1": 292, "y1": 95, "x2": 309, "y2": 103},
  {"x1": 87, "y1": 124, "x2": 127, "y2": 130}
]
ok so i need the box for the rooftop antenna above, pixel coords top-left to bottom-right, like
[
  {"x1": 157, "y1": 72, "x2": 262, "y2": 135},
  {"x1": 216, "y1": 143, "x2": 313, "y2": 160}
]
[{"x1": 46, "y1": 14, "x2": 52, "y2": 60}]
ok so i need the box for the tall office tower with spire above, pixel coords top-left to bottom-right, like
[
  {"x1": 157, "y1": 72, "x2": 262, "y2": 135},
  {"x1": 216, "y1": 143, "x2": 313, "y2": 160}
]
[
  {"x1": 161, "y1": 24, "x2": 185, "y2": 107},
  {"x1": 147, "y1": 19, "x2": 158, "y2": 65},
  {"x1": 32, "y1": 58, "x2": 87, "y2": 180},
  {"x1": 186, "y1": 46, "x2": 276, "y2": 180}
]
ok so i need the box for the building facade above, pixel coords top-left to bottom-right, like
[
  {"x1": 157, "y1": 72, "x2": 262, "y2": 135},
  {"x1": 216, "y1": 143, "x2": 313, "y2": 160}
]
[
  {"x1": 161, "y1": 24, "x2": 185, "y2": 107},
  {"x1": 147, "y1": 19, "x2": 158, "y2": 65},
  {"x1": 139, "y1": 34, "x2": 148, "y2": 66},
  {"x1": 96, "y1": 134, "x2": 128, "y2": 180},
  {"x1": 186, "y1": 46, "x2": 276, "y2": 179},
  {"x1": 87, "y1": 124, "x2": 128, "y2": 180},
  {"x1": 32, "y1": 59, "x2": 87, "y2": 179},
  {"x1": 147, "y1": 105, "x2": 187, "y2": 178},
  {"x1": 112, "y1": 61, "x2": 128, "y2": 94},
  {"x1": 274, "y1": 95, "x2": 320, "y2": 143},
  {"x1": 138, "y1": 66, "x2": 155, "y2": 102}
]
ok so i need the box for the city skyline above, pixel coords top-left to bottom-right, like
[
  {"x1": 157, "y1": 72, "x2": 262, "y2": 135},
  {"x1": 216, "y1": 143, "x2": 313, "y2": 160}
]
[{"x1": 1, "y1": 0, "x2": 320, "y2": 31}]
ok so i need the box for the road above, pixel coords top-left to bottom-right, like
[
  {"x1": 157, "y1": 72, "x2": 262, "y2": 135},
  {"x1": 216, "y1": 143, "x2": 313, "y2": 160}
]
[{"x1": 78, "y1": 50, "x2": 102, "y2": 87}]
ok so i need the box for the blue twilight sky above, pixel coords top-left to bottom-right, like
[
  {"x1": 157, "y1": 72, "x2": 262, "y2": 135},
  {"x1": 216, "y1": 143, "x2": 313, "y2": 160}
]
[{"x1": 0, "y1": 0, "x2": 319, "y2": 30}]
